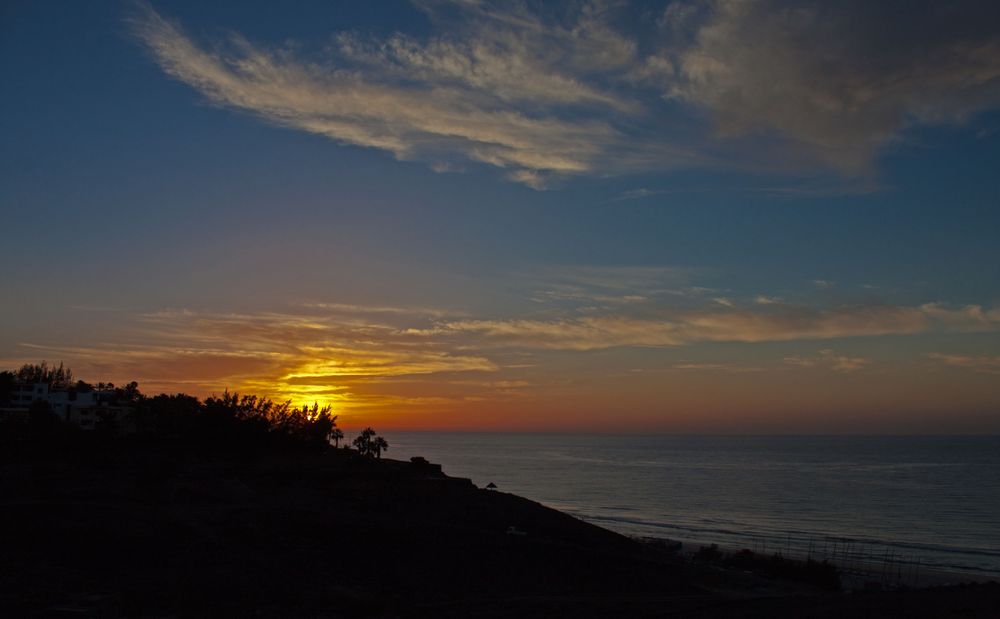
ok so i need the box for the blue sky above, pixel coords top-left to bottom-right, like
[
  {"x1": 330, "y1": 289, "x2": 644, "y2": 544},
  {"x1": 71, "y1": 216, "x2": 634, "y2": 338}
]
[{"x1": 2, "y1": 1, "x2": 999, "y2": 431}]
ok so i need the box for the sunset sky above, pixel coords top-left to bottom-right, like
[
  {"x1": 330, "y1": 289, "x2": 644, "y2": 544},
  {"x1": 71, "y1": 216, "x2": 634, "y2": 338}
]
[{"x1": 2, "y1": 1, "x2": 999, "y2": 432}]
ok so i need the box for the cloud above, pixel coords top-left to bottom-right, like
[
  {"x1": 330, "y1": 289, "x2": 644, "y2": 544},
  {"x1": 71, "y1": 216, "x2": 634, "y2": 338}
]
[
  {"x1": 785, "y1": 349, "x2": 871, "y2": 373},
  {"x1": 16, "y1": 304, "x2": 498, "y2": 412},
  {"x1": 529, "y1": 265, "x2": 698, "y2": 294},
  {"x1": 414, "y1": 302, "x2": 1000, "y2": 350},
  {"x1": 10, "y1": 292, "x2": 999, "y2": 417},
  {"x1": 129, "y1": 1, "x2": 683, "y2": 188},
  {"x1": 335, "y1": 9, "x2": 637, "y2": 111},
  {"x1": 782, "y1": 355, "x2": 816, "y2": 368},
  {"x1": 926, "y1": 353, "x2": 1000, "y2": 375},
  {"x1": 671, "y1": 362, "x2": 763, "y2": 373},
  {"x1": 131, "y1": 1, "x2": 1000, "y2": 187},
  {"x1": 507, "y1": 169, "x2": 551, "y2": 190},
  {"x1": 754, "y1": 295, "x2": 782, "y2": 305},
  {"x1": 523, "y1": 265, "x2": 702, "y2": 311},
  {"x1": 298, "y1": 301, "x2": 456, "y2": 319},
  {"x1": 613, "y1": 187, "x2": 660, "y2": 201},
  {"x1": 918, "y1": 302, "x2": 1000, "y2": 330},
  {"x1": 668, "y1": 0, "x2": 1000, "y2": 173}
]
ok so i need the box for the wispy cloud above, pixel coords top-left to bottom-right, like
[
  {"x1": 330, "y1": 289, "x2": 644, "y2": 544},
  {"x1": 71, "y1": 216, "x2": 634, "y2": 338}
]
[
  {"x1": 9, "y1": 295, "x2": 999, "y2": 417},
  {"x1": 16, "y1": 304, "x2": 499, "y2": 415},
  {"x1": 926, "y1": 353, "x2": 1000, "y2": 375},
  {"x1": 671, "y1": 362, "x2": 764, "y2": 373},
  {"x1": 613, "y1": 188, "x2": 661, "y2": 201},
  {"x1": 413, "y1": 302, "x2": 1000, "y2": 350},
  {"x1": 522, "y1": 265, "x2": 704, "y2": 311},
  {"x1": 784, "y1": 349, "x2": 871, "y2": 373},
  {"x1": 754, "y1": 295, "x2": 782, "y2": 305},
  {"x1": 130, "y1": 1, "x2": 1000, "y2": 187},
  {"x1": 298, "y1": 301, "x2": 456, "y2": 319},
  {"x1": 129, "y1": 1, "x2": 690, "y2": 188}
]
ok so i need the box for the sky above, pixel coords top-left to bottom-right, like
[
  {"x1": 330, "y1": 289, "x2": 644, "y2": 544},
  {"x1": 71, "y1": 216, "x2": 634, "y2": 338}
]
[{"x1": 2, "y1": 0, "x2": 999, "y2": 432}]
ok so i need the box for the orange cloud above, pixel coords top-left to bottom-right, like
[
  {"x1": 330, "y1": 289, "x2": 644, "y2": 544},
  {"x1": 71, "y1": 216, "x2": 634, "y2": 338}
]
[
  {"x1": 9, "y1": 297, "x2": 999, "y2": 430},
  {"x1": 14, "y1": 306, "x2": 499, "y2": 419},
  {"x1": 419, "y1": 302, "x2": 998, "y2": 350}
]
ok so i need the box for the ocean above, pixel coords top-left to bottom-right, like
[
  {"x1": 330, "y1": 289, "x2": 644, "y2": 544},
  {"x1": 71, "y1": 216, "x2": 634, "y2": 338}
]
[{"x1": 388, "y1": 433, "x2": 1000, "y2": 580}]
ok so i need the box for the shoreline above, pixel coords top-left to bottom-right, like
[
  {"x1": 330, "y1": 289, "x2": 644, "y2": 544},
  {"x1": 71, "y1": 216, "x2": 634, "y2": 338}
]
[
  {"x1": 532, "y1": 501, "x2": 1000, "y2": 589},
  {"x1": 629, "y1": 533, "x2": 999, "y2": 591}
]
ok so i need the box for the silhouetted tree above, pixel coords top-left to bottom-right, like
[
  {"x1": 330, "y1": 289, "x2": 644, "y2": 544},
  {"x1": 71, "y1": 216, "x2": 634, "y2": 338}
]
[
  {"x1": 145, "y1": 393, "x2": 202, "y2": 436},
  {"x1": 372, "y1": 435, "x2": 389, "y2": 459},
  {"x1": 4, "y1": 363, "x2": 389, "y2": 454},
  {"x1": 302, "y1": 405, "x2": 338, "y2": 447},
  {"x1": 203, "y1": 391, "x2": 279, "y2": 443},
  {"x1": 330, "y1": 427, "x2": 344, "y2": 448},
  {"x1": 15, "y1": 361, "x2": 74, "y2": 389},
  {"x1": 115, "y1": 381, "x2": 143, "y2": 404},
  {"x1": 353, "y1": 427, "x2": 388, "y2": 457},
  {"x1": 353, "y1": 427, "x2": 376, "y2": 456}
]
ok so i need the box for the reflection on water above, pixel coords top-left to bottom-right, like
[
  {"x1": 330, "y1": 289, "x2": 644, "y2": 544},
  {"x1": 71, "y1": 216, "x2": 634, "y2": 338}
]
[{"x1": 389, "y1": 434, "x2": 1000, "y2": 577}]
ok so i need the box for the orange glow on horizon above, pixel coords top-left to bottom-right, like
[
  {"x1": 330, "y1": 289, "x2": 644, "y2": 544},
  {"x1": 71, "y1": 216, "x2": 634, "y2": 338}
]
[{"x1": 10, "y1": 301, "x2": 1000, "y2": 435}]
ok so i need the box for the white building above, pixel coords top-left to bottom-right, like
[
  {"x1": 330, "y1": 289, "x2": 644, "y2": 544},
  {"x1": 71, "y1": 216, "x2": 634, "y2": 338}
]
[{"x1": 5, "y1": 383, "x2": 130, "y2": 430}]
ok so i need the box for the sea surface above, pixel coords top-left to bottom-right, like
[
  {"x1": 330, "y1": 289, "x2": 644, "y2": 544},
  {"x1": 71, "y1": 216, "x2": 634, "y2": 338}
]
[{"x1": 389, "y1": 434, "x2": 1000, "y2": 579}]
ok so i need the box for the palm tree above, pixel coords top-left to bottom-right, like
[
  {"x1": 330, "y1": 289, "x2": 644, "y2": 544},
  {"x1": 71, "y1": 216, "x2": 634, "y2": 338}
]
[
  {"x1": 352, "y1": 427, "x2": 376, "y2": 456},
  {"x1": 330, "y1": 427, "x2": 344, "y2": 448},
  {"x1": 372, "y1": 436, "x2": 389, "y2": 459}
]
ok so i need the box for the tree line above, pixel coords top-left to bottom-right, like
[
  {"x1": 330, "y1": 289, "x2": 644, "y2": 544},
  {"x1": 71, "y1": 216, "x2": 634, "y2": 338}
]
[
  {"x1": 0, "y1": 363, "x2": 388, "y2": 457},
  {"x1": 0, "y1": 362, "x2": 142, "y2": 403}
]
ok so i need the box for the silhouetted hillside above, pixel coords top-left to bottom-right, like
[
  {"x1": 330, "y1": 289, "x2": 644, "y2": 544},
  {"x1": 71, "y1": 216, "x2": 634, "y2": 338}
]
[{"x1": 2, "y1": 434, "x2": 999, "y2": 618}]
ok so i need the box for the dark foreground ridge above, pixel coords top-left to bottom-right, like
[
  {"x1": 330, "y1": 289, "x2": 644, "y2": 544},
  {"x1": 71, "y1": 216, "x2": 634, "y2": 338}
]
[{"x1": 2, "y1": 436, "x2": 999, "y2": 618}]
